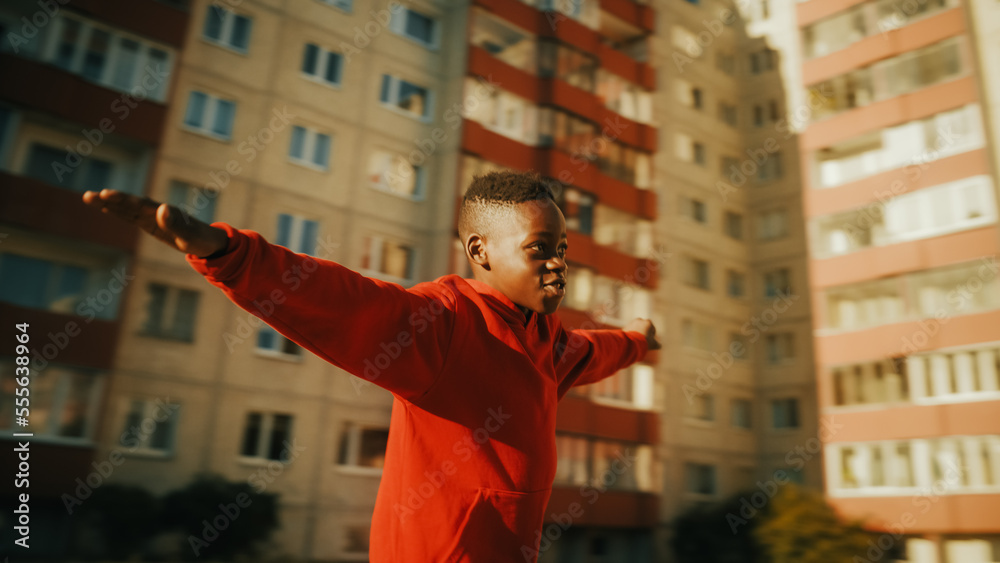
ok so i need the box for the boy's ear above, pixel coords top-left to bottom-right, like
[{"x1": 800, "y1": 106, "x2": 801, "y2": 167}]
[{"x1": 466, "y1": 234, "x2": 490, "y2": 270}]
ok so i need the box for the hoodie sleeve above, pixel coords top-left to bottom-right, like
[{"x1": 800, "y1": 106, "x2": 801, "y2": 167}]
[
  {"x1": 552, "y1": 322, "x2": 649, "y2": 399},
  {"x1": 185, "y1": 222, "x2": 456, "y2": 402}
]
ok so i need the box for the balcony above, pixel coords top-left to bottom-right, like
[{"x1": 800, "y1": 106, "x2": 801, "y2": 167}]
[
  {"x1": 0, "y1": 54, "x2": 168, "y2": 146},
  {"x1": 0, "y1": 302, "x2": 120, "y2": 369},
  {"x1": 69, "y1": 0, "x2": 189, "y2": 47},
  {"x1": 467, "y1": 46, "x2": 657, "y2": 151},
  {"x1": 0, "y1": 172, "x2": 139, "y2": 251},
  {"x1": 461, "y1": 121, "x2": 657, "y2": 220}
]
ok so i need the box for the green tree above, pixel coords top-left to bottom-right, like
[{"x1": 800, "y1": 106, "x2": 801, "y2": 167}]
[
  {"x1": 754, "y1": 485, "x2": 874, "y2": 563},
  {"x1": 671, "y1": 484, "x2": 880, "y2": 563}
]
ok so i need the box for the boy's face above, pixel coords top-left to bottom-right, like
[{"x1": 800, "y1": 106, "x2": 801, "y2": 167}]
[{"x1": 484, "y1": 199, "x2": 568, "y2": 316}]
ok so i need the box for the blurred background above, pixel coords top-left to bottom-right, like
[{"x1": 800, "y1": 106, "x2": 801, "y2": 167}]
[{"x1": 0, "y1": 0, "x2": 998, "y2": 561}]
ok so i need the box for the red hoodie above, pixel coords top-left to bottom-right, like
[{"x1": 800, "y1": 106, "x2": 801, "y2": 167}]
[{"x1": 185, "y1": 222, "x2": 649, "y2": 562}]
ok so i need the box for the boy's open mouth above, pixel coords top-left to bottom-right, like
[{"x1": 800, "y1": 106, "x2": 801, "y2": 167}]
[{"x1": 542, "y1": 278, "x2": 566, "y2": 296}]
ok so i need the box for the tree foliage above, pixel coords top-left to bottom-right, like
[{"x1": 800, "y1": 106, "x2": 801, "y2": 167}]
[{"x1": 671, "y1": 484, "x2": 876, "y2": 563}]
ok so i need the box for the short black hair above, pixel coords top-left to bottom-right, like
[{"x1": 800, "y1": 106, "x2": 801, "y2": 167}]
[{"x1": 457, "y1": 170, "x2": 556, "y2": 243}]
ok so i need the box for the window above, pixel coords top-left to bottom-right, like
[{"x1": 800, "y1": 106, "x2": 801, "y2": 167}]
[
  {"x1": 721, "y1": 156, "x2": 740, "y2": 177},
  {"x1": 367, "y1": 151, "x2": 425, "y2": 198},
  {"x1": 728, "y1": 332, "x2": 747, "y2": 359},
  {"x1": 764, "y1": 268, "x2": 792, "y2": 298},
  {"x1": 539, "y1": 40, "x2": 599, "y2": 92},
  {"x1": 362, "y1": 236, "x2": 415, "y2": 281},
  {"x1": 693, "y1": 142, "x2": 706, "y2": 165},
  {"x1": 725, "y1": 211, "x2": 743, "y2": 240},
  {"x1": 240, "y1": 412, "x2": 293, "y2": 461},
  {"x1": 390, "y1": 8, "x2": 438, "y2": 48},
  {"x1": 771, "y1": 398, "x2": 800, "y2": 429},
  {"x1": 379, "y1": 75, "x2": 432, "y2": 119},
  {"x1": 555, "y1": 434, "x2": 652, "y2": 492},
  {"x1": 718, "y1": 102, "x2": 737, "y2": 126},
  {"x1": 769, "y1": 100, "x2": 780, "y2": 121},
  {"x1": 168, "y1": 180, "x2": 217, "y2": 223},
  {"x1": 0, "y1": 365, "x2": 102, "y2": 442},
  {"x1": 760, "y1": 0, "x2": 769, "y2": 19},
  {"x1": 301, "y1": 43, "x2": 343, "y2": 86},
  {"x1": 749, "y1": 48, "x2": 776, "y2": 74},
  {"x1": 691, "y1": 87, "x2": 703, "y2": 109},
  {"x1": 183, "y1": 91, "x2": 236, "y2": 140},
  {"x1": 318, "y1": 0, "x2": 353, "y2": 12},
  {"x1": 0, "y1": 253, "x2": 89, "y2": 315},
  {"x1": 684, "y1": 257, "x2": 710, "y2": 290},
  {"x1": 119, "y1": 399, "x2": 180, "y2": 454},
  {"x1": 757, "y1": 151, "x2": 782, "y2": 182},
  {"x1": 681, "y1": 197, "x2": 707, "y2": 223},
  {"x1": 757, "y1": 209, "x2": 788, "y2": 240},
  {"x1": 257, "y1": 325, "x2": 302, "y2": 357},
  {"x1": 337, "y1": 423, "x2": 389, "y2": 469},
  {"x1": 0, "y1": 106, "x2": 14, "y2": 162},
  {"x1": 726, "y1": 270, "x2": 745, "y2": 298},
  {"x1": 25, "y1": 143, "x2": 112, "y2": 192},
  {"x1": 276, "y1": 213, "x2": 320, "y2": 255},
  {"x1": 343, "y1": 526, "x2": 370, "y2": 555},
  {"x1": 48, "y1": 15, "x2": 172, "y2": 101},
  {"x1": 289, "y1": 125, "x2": 332, "y2": 170},
  {"x1": 753, "y1": 104, "x2": 764, "y2": 127},
  {"x1": 203, "y1": 5, "x2": 252, "y2": 52},
  {"x1": 766, "y1": 333, "x2": 795, "y2": 363},
  {"x1": 731, "y1": 399, "x2": 752, "y2": 428},
  {"x1": 716, "y1": 51, "x2": 735, "y2": 75},
  {"x1": 140, "y1": 283, "x2": 199, "y2": 341},
  {"x1": 684, "y1": 463, "x2": 716, "y2": 496},
  {"x1": 690, "y1": 393, "x2": 714, "y2": 421}
]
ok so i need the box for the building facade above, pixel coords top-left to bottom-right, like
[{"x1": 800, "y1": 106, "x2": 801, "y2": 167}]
[
  {"x1": 0, "y1": 0, "x2": 847, "y2": 561},
  {"x1": 798, "y1": 0, "x2": 1000, "y2": 561}
]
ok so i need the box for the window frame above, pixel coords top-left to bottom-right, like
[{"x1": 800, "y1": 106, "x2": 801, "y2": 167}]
[
  {"x1": 288, "y1": 124, "x2": 333, "y2": 171},
  {"x1": 202, "y1": 5, "x2": 253, "y2": 54},
  {"x1": 389, "y1": 7, "x2": 441, "y2": 50},
  {"x1": 301, "y1": 42, "x2": 344, "y2": 88},
  {"x1": 182, "y1": 90, "x2": 237, "y2": 141}
]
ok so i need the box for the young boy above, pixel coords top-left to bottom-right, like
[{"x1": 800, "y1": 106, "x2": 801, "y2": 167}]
[{"x1": 82, "y1": 170, "x2": 659, "y2": 562}]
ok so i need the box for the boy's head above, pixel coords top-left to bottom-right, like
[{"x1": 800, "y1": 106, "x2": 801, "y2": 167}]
[{"x1": 458, "y1": 170, "x2": 568, "y2": 316}]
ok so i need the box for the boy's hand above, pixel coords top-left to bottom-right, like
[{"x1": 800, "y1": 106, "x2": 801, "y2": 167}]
[
  {"x1": 81, "y1": 189, "x2": 229, "y2": 258},
  {"x1": 624, "y1": 318, "x2": 661, "y2": 351}
]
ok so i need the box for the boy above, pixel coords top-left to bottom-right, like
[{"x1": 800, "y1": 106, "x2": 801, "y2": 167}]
[{"x1": 81, "y1": 170, "x2": 659, "y2": 562}]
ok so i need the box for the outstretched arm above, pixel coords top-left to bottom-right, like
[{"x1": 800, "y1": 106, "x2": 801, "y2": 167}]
[
  {"x1": 554, "y1": 318, "x2": 659, "y2": 398},
  {"x1": 82, "y1": 190, "x2": 456, "y2": 402}
]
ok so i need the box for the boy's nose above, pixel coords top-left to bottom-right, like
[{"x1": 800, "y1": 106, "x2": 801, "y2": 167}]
[{"x1": 547, "y1": 256, "x2": 568, "y2": 274}]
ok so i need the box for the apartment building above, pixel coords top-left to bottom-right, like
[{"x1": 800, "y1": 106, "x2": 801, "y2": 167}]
[
  {"x1": 798, "y1": 0, "x2": 1000, "y2": 561},
  {"x1": 0, "y1": 0, "x2": 824, "y2": 561},
  {"x1": 0, "y1": 0, "x2": 188, "y2": 558}
]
